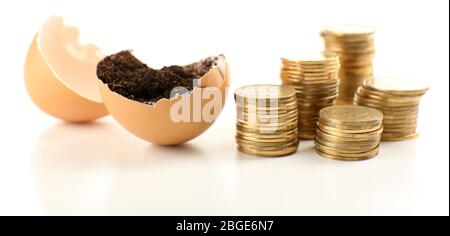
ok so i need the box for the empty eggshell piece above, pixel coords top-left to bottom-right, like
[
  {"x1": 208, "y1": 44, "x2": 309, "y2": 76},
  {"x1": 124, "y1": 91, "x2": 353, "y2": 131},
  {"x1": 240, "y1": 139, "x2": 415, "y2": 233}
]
[
  {"x1": 98, "y1": 57, "x2": 229, "y2": 145},
  {"x1": 24, "y1": 16, "x2": 108, "y2": 123}
]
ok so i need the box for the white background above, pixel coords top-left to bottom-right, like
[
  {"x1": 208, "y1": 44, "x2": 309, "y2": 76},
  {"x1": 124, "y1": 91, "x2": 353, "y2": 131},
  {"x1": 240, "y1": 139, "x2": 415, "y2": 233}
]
[{"x1": 0, "y1": 0, "x2": 448, "y2": 215}]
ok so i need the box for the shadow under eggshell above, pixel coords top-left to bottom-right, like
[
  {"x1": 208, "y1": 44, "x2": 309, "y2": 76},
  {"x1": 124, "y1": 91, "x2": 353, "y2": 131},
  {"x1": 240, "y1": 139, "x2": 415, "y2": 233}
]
[{"x1": 98, "y1": 60, "x2": 229, "y2": 145}]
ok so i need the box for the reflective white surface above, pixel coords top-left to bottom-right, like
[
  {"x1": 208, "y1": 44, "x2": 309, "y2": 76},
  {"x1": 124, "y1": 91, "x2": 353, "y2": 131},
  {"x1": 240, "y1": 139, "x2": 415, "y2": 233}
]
[{"x1": 0, "y1": 0, "x2": 448, "y2": 215}]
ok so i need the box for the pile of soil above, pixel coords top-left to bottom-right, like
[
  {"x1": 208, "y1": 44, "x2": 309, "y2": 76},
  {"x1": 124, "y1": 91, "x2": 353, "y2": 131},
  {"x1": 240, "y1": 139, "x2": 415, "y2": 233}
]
[{"x1": 97, "y1": 50, "x2": 221, "y2": 104}]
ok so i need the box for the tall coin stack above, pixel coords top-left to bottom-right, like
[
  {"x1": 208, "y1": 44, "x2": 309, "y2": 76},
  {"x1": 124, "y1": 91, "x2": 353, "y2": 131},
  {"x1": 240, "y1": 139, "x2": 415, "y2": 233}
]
[
  {"x1": 279, "y1": 53, "x2": 340, "y2": 139},
  {"x1": 354, "y1": 76, "x2": 429, "y2": 141},
  {"x1": 234, "y1": 85, "x2": 299, "y2": 157},
  {"x1": 315, "y1": 105, "x2": 383, "y2": 161},
  {"x1": 321, "y1": 24, "x2": 376, "y2": 104}
]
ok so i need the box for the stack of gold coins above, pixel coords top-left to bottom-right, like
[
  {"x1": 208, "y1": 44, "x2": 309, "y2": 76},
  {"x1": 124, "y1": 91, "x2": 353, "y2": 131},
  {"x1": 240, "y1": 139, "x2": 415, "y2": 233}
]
[
  {"x1": 315, "y1": 105, "x2": 383, "y2": 161},
  {"x1": 279, "y1": 52, "x2": 340, "y2": 139},
  {"x1": 321, "y1": 24, "x2": 376, "y2": 104},
  {"x1": 354, "y1": 76, "x2": 429, "y2": 141},
  {"x1": 234, "y1": 85, "x2": 299, "y2": 157}
]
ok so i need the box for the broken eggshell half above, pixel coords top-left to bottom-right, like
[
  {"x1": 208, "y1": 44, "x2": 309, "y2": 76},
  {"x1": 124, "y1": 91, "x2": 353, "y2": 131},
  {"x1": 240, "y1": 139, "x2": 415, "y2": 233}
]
[
  {"x1": 24, "y1": 16, "x2": 108, "y2": 123},
  {"x1": 98, "y1": 55, "x2": 229, "y2": 145}
]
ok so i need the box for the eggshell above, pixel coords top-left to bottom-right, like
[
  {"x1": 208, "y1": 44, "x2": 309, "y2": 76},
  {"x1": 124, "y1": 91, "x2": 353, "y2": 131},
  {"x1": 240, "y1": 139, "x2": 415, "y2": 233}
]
[
  {"x1": 98, "y1": 58, "x2": 229, "y2": 145},
  {"x1": 24, "y1": 16, "x2": 107, "y2": 123}
]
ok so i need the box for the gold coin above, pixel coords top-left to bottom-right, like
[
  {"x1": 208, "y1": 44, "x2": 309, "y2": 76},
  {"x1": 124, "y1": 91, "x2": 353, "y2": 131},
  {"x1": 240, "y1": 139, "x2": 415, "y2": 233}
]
[
  {"x1": 236, "y1": 97, "x2": 298, "y2": 107},
  {"x1": 234, "y1": 84, "x2": 297, "y2": 102},
  {"x1": 321, "y1": 32, "x2": 375, "y2": 42},
  {"x1": 318, "y1": 123, "x2": 382, "y2": 134},
  {"x1": 237, "y1": 145, "x2": 298, "y2": 157},
  {"x1": 316, "y1": 128, "x2": 380, "y2": 142},
  {"x1": 355, "y1": 96, "x2": 420, "y2": 108},
  {"x1": 237, "y1": 118, "x2": 298, "y2": 127},
  {"x1": 290, "y1": 87, "x2": 338, "y2": 95},
  {"x1": 319, "y1": 105, "x2": 383, "y2": 126},
  {"x1": 237, "y1": 121, "x2": 298, "y2": 132},
  {"x1": 321, "y1": 24, "x2": 376, "y2": 37},
  {"x1": 325, "y1": 46, "x2": 375, "y2": 54},
  {"x1": 238, "y1": 114, "x2": 299, "y2": 124},
  {"x1": 281, "y1": 77, "x2": 338, "y2": 85},
  {"x1": 382, "y1": 127, "x2": 417, "y2": 133},
  {"x1": 281, "y1": 52, "x2": 339, "y2": 64},
  {"x1": 318, "y1": 118, "x2": 382, "y2": 130},
  {"x1": 363, "y1": 76, "x2": 429, "y2": 96},
  {"x1": 315, "y1": 148, "x2": 378, "y2": 161},
  {"x1": 383, "y1": 118, "x2": 418, "y2": 124},
  {"x1": 290, "y1": 82, "x2": 339, "y2": 90},
  {"x1": 299, "y1": 133, "x2": 316, "y2": 140},
  {"x1": 357, "y1": 86, "x2": 423, "y2": 100},
  {"x1": 315, "y1": 137, "x2": 379, "y2": 151},
  {"x1": 381, "y1": 132, "x2": 419, "y2": 141},
  {"x1": 236, "y1": 137, "x2": 298, "y2": 147},
  {"x1": 355, "y1": 100, "x2": 419, "y2": 113},
  {"x1": 236, "y1": 128, "x2": 298, "y2": 138},
  {"x1": 356, "y1": 91, "x2": 423, "y2": 104},
  {"x1": 236, "y1": 134, "x2": 299, "y2": 145},
  {"x1": 236, "y1": 140, "x2": 298, "y2": 151},
  {"x1": 281, "y1": 65, "x2": 340, "y2": 73},
  {"x1": 236, "y1": 125, "x2": 297, "y2": 138},
  {"x1": 324, "y1": 42, "x2": 375, "y2": 51},
  {"x1": 315, "y1": 139, "x2": 379, "y2": 155},
  {"x1": 236, "y1": 107, "x2": 298, "y2": 116},
  {"x1": 317, "y1": 126, "x2": 383, "y2": 139}
]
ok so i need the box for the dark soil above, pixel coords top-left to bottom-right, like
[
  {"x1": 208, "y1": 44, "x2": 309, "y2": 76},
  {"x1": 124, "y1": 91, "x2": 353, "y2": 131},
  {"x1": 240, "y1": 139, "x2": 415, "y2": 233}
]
[{"x1": 96, "y1": 50, "x2": 222, "y2": 105}]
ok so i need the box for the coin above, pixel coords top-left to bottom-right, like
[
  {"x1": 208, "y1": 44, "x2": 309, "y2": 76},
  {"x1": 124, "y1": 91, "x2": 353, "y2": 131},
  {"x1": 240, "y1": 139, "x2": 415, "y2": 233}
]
[
  {"x1": 237, "y1": 145, "x2": 298, "y2": 157},
  {"x1": 235, "y1": 84, "x2": 297, "y2": 101},
  {"x1": 319, "y1": 105, "x2": 383, "y2": 126},
  {"x1": 234, "y1": 84, "x2": 299, "y2": 157},
  {"x1": 236, "y1": 138, "x2": 298, "y2": 148},
  {"x1": 381, "y1": 132, "x2": 419, "y2": 141},
  {"x1": 315, "y1": 140, "x2": 379, "y2": 156},
  {"x1": 279, "y1": 51, "x2": 340, "y2": 140},
  {"x1": 316, "y1": 129, "x2": 380, "y2": 142},
  {"x1": 315, "y1": 147, "x2": 379, "y2": 161},
  {"x1": 314, "y1": 104, "x2": 382, "y2": 161},
  {"x1": 322, "y1": 24, "x2": 376, "y2": 102},
  {"x1": 363, "y1": 76, "x2": 429, "y2": 96},
  {"x1": 355, "y1": 77, "x2": 429, "y2": 141}
]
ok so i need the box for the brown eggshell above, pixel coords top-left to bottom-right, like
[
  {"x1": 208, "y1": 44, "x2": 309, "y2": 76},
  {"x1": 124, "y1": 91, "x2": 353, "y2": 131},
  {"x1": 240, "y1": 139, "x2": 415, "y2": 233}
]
[
  {"x1": 24, "y1": 16, "x2": 107, "y2": 123},
  {"x1": 98, "y1": 58, "x2": 229, "y2": 145}
]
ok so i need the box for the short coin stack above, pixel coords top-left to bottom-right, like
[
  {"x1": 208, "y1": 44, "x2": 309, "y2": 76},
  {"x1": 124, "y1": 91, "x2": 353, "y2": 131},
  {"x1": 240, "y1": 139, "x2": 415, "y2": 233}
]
[
  {"x1": 280, "y1": 52, "x2": 340, "y2": 139},
  {"x1": 321, "y1": 24, "x2": 376, "y2": 104},
  {"x1": 234, "y1": 85, "x2": 299, "y2": 157},
  {"x1": 354, "y1": 76, "x2": 429, "y2": 141},
  {"x1": 315, "y1": 105, "x2": 383, "y2": 161}
]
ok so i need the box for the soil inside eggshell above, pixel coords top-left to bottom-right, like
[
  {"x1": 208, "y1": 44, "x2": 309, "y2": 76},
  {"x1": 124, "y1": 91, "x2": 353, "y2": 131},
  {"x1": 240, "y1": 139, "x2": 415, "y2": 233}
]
[{"x1": 96, "y1": 50, "x2": 222, "y2": 105}]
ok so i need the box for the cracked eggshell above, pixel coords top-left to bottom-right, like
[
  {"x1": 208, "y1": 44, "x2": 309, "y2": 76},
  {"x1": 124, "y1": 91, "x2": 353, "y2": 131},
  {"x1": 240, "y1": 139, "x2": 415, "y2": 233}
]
[
  {"x1": 98, "y1": 58, "x2": 229, "y2": 145},
  {"x1": 24, "y1": 16, "x2": 108, "y2": 123}
]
